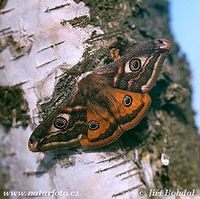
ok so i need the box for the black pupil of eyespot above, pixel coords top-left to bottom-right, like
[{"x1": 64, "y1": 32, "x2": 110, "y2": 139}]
[
  {"x1": 123, "y1": 95, "x2": 132, "y2": 107},
  {"x1": 54, "y1": 117, "x2": 67, "y2": 129},
  {"x1": 88, "y1": 121, "x2": 99, "y2": 130},
  {"x1": 57, "y1": 120, "x2": 64, "y2": 126},
  {"x1": 129, "y1": 59, "x2": 141, "y2": 71}
]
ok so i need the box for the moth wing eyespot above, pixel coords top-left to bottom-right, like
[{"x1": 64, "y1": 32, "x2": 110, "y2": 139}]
[
  {"x1": 54, "y1": 116, "x2": 68, "y2": 129},
  {"x1": 88, "y1": 120, "x2": 99, "y2": 130},
  {"x1": 129, "y1": 58, "x2": 141, "y2": 71},
  {"x1": 123, "y1": 95, "x2": 133, "y2": 107}
]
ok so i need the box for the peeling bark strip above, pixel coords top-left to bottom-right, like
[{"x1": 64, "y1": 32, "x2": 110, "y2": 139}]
[
  {"x1": 85, "y1": 30, "x2": 122, "y2": 43},
  {"x1": 23, "y1": 171, "x2": 46, "y2": 176},
  {"x1": 60, "y1": 15, "x2": 90, "y2": 27},
  {"x1": 95, "y1": 160, "x2": 132, "y2": 173},
  {"x1": 112, "y1": 184, "x2": 143, "y2": 197},
  {"x1": 120, "y1": 172, "x2": 140, "y2": 181},
  {"x1": 36, "y1": 58, "x2": 58, "y2": 68},
  {"x1": 0, "y1": 23, "x2": 34, "y2": 60},
  {"x1": 0, "y1": 27, "x2": 11, "y2": 33},
  {"x1": 115, "y1": 167, "x2": 137, "y2": 177},
  {"x1": 0, "y1": 7, "x2": 14, "y2": 15},
  {"x1": 36, "y1": 41, "x2": 65, "y2": 53},
  {"x1": 97, "y1": 154, "x2": 125, "y2": 163},
  {"x1": 45, "y1": 3, "x2": 70, "y2": 13}
]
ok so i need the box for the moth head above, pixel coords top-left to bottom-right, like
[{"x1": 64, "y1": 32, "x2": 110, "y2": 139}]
[{"x1": 28, "y1": 111, "x2": 84, "y2": 152}]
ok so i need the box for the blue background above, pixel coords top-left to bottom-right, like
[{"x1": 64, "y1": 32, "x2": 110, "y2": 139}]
[{"x1": 169, "y1": 0, "x2": 200, "y2": 130}]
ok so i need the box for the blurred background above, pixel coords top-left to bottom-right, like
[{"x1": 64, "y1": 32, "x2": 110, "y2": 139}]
[{"x1": 169, "y1": 0, "x2": 200, "y2": 131}]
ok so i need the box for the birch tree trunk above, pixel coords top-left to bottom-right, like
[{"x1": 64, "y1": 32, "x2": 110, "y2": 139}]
[{"x1": 0, "y1": 0, "x2": 200, "y2": 199}]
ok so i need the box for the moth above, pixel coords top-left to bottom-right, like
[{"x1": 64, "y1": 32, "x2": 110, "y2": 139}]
[{"x1": 28, "y1": 39, "x2": 171, "y2": 152}]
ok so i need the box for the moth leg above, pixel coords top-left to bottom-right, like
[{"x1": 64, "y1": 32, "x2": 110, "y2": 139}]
[
  {"x1": 109, "y1": 48, "x2": 121, "y2": 61},
  {"x1": 108, "y1": 42, "x2": 127, "y2": 87},
  {"x1": 109, "y1": 48, "x2": 125, "y2": 87}
]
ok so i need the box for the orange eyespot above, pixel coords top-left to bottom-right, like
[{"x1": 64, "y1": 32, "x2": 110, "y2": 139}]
[
  {"x1": 123, "y1": 95, "x2": 133, "y2": 107},
  {"x1": 88, "y1": 120, "x2": 99, "y2": 130}
]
